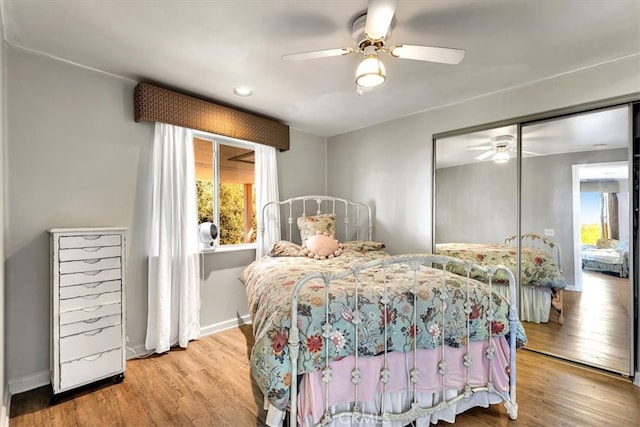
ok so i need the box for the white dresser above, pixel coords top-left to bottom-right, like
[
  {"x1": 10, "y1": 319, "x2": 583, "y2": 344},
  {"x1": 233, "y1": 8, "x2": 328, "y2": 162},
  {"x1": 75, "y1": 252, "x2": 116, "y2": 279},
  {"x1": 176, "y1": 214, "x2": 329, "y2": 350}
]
[{"x1": 49, "y1": 227, "x2": 127, "y2": 395}]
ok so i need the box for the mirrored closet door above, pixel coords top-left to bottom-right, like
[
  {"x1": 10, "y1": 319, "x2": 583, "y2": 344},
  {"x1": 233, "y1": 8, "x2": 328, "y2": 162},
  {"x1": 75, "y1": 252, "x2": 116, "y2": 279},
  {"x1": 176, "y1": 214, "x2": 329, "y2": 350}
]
[
  {"x1": 434, "y1": 104, "x2": 634, "y2": 376},
  {"x1": 520, "y1": 106, "x2": 632, "y2": 375}
]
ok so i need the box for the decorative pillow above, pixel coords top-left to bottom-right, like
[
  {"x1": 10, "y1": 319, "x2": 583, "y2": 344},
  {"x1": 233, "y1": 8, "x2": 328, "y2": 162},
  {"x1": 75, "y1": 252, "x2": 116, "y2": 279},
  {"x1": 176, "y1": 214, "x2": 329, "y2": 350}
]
[
  {"x1": 297, "y1": 214, "x2": 336, "y2": 243},
  {"x1": 342, "y1": 240, "x2": 386, "y2": 252},
  {"x1": 596, "y1": 238, "x2": 619, "y2": 249},
  {"x1": 269, "y1": 240, "x2": 306, "y2": 257},
  {"x1": 302, "y1": 232, "x2": 343, "y2": 260}
]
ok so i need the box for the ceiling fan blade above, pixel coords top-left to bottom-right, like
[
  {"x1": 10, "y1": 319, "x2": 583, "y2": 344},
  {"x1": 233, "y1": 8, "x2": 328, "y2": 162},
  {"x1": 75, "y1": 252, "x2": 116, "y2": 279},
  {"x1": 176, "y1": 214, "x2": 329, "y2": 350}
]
[
  {"x1": 281, "y1": 47, "x2": 354, "y2": 62},
  {"x1": 390, "y1": 45, "x2": 466, "y2": 64},
  {"x1": 475, "y1": 151, "x2": 495, "y2": 161},
  {"x1": 467, "y1": 145, "x2": 492, "y2": 151},
  {"x1": 365, "y1": 0, "x2": 398, "y2": 42}
]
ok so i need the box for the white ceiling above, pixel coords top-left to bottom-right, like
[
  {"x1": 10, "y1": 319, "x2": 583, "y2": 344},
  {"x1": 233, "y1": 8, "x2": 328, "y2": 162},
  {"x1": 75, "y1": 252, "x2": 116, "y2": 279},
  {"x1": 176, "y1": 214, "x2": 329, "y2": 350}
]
[{"x1": 1, "y1": 1, "x2": 639, "y2": 137}]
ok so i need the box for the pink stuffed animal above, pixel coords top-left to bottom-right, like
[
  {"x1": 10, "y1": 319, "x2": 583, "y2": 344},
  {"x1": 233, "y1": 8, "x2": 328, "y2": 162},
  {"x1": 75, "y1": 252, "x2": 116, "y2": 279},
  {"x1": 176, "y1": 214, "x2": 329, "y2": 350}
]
[{"x1": 302, "y1": 231, "x2": 344, "y2": 260}]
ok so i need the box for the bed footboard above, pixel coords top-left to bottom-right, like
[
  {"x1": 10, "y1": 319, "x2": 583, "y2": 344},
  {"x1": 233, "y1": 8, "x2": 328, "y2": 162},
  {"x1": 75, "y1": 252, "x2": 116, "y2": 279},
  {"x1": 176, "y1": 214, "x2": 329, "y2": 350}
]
[
  {"x1": 505, "y1": 233, "x2": 564, "y2": 324},
  {"x1": 287, "y1": 254, "x2": 519, "y2": 426}
]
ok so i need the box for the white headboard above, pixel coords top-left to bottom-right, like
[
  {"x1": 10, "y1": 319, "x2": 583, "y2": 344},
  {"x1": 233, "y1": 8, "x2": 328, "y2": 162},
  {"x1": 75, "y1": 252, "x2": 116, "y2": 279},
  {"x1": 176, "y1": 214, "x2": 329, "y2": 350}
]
[{"x1": 261, "y1": 195, "x2": 373, "y2": 244}]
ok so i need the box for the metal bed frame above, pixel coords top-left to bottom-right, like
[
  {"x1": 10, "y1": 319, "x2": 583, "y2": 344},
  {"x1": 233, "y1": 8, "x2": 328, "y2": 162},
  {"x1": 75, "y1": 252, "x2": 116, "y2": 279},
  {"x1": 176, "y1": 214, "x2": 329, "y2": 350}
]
[
  {"x1": 288, "y1": 254, "x2": 519, "y2": 426},
  {"x1": 505, "y1": 233, "x2": 564, "y2": 324},
  {"x1": 261, "y1": 195, "x2": 373, "y2": 245}
]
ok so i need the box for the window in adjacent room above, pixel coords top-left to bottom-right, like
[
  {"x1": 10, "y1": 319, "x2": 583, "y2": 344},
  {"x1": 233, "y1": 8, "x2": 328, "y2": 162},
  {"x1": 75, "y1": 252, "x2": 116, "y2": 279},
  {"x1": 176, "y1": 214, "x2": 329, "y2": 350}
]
[{"x1": 194, "y1": 133, "x2": 256, "y2": 247}]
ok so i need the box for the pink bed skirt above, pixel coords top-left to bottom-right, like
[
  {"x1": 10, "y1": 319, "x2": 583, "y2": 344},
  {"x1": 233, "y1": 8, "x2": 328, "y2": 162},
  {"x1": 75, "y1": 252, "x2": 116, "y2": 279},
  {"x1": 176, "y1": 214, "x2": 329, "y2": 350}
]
[{"x1": 296, "y1": 338, "x2": 511, "y2": 426}]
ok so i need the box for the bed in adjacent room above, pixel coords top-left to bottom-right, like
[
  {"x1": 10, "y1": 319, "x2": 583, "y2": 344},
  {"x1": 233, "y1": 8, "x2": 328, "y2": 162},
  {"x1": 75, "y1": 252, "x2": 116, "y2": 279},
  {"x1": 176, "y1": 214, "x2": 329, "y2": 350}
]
[
  {"x1": 435, "y1": 233, "x2": 567, "y2": 324},
  {"x1": 239, "y1": 196, "x2": 525, "y2": 427},
  {"x1": 581, "y1": 238, "x2": 629, "y2": 278}
]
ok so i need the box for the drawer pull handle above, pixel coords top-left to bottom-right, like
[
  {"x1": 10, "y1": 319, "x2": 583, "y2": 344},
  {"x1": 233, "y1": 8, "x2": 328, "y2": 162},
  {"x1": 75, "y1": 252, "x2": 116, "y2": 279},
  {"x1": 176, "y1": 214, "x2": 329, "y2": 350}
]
[
  {"x1": 83, "y1": 294, "x2": 100, "y2": 300},
  {"x1": 82, "y1": 306, "x2": 102, "y2": 312},
  {"x1": 82, "y1": 271, "x2": 101, "y2": 276},
  {"x1": 82, "y1": 247, "x2": 102, "y2": 253},
  {"x1": 84, "y1": 282, "x2": 104, "y2": 289},
  {"x1": 82, "y1": 235, "x2": 102, "y2": 241},
  {"x1": 82, "y1": 353, "x2": 104, "y2": 362},
  {"x1": 83, "y1": 318, "x2": 101, "y2": 324},
  {"x1": 83, "y1": 328, "x2": 104, "y2": 336},
  {"x1": 82, "y1": 259, "x2": 102, "y2": 264}
]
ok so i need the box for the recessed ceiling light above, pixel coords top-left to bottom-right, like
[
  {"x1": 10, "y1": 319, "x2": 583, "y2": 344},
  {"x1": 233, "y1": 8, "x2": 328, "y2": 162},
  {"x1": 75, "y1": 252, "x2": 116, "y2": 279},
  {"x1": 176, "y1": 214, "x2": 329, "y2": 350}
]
[{"x1": 233, "y1": 87, "x2": 253, "y2": 97}]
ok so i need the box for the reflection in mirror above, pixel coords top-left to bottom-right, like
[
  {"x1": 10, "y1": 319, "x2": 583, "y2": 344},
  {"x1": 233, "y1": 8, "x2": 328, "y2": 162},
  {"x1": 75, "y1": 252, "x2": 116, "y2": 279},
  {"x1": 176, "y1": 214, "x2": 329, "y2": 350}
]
[
  {"x1": 434, "y1": 125, "x2": 520, "y2": 325},
  {"x1": 521, "y1": 106, "x2": 631, "y2": 375},
  {"x1": 435, "y1": 124, "x2": 518, "y2": 244}
]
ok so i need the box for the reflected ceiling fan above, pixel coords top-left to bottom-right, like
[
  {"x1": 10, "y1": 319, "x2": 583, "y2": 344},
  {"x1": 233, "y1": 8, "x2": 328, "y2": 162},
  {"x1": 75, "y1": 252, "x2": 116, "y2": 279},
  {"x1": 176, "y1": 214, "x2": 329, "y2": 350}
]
[
  {"x1": 467, "y1": 135, "x2": 540, "y2": 164},
  {"x1": 281, "y1": 0, "x2": 466, "y2": 94}
]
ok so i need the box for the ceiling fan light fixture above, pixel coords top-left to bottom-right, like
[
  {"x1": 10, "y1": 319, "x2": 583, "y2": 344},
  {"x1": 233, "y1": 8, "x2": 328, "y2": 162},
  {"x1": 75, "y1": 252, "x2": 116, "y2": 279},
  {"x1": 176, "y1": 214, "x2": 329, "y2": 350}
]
[
  {"x1": 233, "y1": 86, "x2": 253, "y2": 97},
  {"x1": 493, "y1": 150, "x2": 510, "y2": 164},
  {"x1": 355, "y1": 53, "x2": 386, "y2": 88}
]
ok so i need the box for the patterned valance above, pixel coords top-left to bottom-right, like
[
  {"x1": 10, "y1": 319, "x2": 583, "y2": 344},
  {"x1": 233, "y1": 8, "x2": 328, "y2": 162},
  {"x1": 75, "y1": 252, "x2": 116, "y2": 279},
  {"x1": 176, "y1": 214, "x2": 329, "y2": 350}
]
[{"x1": 134, "y1": 82, "x2": 289, "y2": 151}]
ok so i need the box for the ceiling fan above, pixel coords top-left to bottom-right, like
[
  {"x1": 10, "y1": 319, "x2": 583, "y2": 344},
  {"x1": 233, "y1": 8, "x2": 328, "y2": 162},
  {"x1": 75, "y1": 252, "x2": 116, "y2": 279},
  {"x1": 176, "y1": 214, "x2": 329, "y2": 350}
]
[
  {"x1": 467, "y1": 135, "x2": 540, "y2": 164},
  {"x1": 281, "y1": 0, "x2": 466, "y2": 93}
]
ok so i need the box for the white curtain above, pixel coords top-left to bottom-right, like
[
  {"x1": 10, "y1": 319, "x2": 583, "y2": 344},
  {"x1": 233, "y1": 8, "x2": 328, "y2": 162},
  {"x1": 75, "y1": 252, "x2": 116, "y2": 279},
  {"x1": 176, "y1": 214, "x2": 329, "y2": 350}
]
[
  {"x1": 146, "y1": 123, "x2": 201, "y2": 353},
  {"x1": 255, "y1": 144, "x2": 280, "y2": 259}
]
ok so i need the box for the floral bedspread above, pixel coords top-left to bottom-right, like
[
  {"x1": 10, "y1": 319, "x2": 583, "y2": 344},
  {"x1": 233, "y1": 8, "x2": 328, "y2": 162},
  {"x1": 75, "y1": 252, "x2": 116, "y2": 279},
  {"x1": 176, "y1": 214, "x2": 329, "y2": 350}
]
[
  {"x1": 435, "y1": 243, "x2": 566, "y2": 289},
  {"x1": 239, "y1": 250, "x2": 525, "y2": 411}
]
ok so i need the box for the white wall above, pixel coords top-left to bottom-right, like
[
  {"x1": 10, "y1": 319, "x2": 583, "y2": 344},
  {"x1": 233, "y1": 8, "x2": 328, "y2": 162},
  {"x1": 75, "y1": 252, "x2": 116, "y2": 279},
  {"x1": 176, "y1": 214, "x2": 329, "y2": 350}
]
[
  {"x1": 327, "y1": 55, "x2": 640, "y2": 373},
  {"x1": 4, "y1": 46, "x2": 326, "y2": 391}
]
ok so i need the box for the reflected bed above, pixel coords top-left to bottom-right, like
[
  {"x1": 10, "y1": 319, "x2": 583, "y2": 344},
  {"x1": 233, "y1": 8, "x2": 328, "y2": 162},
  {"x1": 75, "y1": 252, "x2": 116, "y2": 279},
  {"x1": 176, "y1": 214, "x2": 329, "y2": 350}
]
[{"x1": 436, "y1": 234, "x2": 567, "y2": 324}]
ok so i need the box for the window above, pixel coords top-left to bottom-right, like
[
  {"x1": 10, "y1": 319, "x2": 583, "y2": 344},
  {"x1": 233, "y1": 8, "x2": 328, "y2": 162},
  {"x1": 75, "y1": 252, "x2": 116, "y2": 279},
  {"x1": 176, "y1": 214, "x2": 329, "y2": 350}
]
[{"x1": 194, "y1": 133, "x2": 256, "y2": 247}]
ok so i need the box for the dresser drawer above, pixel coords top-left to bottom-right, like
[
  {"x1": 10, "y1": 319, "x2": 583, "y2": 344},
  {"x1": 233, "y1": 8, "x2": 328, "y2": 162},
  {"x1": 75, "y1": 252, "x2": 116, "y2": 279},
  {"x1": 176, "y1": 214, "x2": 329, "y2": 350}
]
[
  {"x1": 59, "y1": 257, "x2": 121, "y2": 274},
  {"x1": 59, "y1": 348, "x2": 123, "y2": 391},
  {"x1": 59, "y1": 291, "x2": 121, "y2": 312},
  {"x1": 60, "y1": 303, "x2": 121, "y2": 325},
  {"x1": 59, "y1": 280, "x2": 121, "y2": 299},
  {"x1": 60, "y1": 314, "x2": 121, "y2": 337},
  {"x1": 60, "y1": 268, "x2": 121, "y2": 287},
  {"x1": 59, "y1": 234, "x2": 121, "y2": 249},
  {"x1": 59, "y1": 245, "x2": 122, "y2": 262},
  {"x1": 60, "y1": 325, "x2": 122, "y2": 363}
]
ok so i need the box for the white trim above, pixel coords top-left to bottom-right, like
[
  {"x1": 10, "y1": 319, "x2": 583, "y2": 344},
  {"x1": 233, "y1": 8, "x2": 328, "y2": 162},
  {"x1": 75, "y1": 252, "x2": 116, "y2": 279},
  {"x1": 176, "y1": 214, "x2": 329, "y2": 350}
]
[
  {"x1": 8, "y1": 315, "x2": 254, "y2": 393},
  {"x1": 1, "y1": 384, "x2": 9, "y2": 427},
  {"x1": 571, "y1": 164, "x2": 583, "y2": 292},
  {"x1": 634, "y1": 371, "x2": 640, "y2": 387},
  {"x1": 8, "y1": 371, "x2": 49, "y2": 395},
  {"x1": 200, "y1": 314, "x2": 252, "y2": 337}
]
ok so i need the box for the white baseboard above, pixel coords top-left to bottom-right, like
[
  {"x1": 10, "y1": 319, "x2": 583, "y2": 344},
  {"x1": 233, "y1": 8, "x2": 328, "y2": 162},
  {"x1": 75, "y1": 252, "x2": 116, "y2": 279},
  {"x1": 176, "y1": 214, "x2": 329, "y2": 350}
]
[
  {"x1": 126, "y1": 314, "x2": 252, "y2": 359},
  {"x1": 9, "y1": 315, "x2": 254, "y2": 393},
  {"x1": 633, "y1": 371, "x2": 640, "y2": 387},
  {"x1": 200, "y1": 314, "x2": 252, "y2": 337},
  {"x1": 8, "y1": 371, "x2": 49, "y2": 395},
  {"x1": 1, "y1": 384, "x2": 10, "y2": 427}
]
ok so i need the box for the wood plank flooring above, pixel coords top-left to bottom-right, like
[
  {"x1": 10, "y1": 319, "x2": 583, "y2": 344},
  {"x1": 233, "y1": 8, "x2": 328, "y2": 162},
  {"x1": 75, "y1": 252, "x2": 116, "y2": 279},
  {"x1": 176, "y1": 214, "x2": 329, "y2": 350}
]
[
  {"x1": 524, "y1": 270, "x2": 630, "y2": 374},
  {"x1": 10, "y1": 324, "x2": 640, "y2": 427}
]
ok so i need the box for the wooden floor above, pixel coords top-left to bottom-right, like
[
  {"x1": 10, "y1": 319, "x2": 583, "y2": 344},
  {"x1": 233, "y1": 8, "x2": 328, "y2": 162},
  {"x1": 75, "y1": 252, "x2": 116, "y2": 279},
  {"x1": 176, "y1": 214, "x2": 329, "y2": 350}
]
[
  {"x1": 10, "y1": 323, "x2": 640, "y2": 427},
  {"x1": 524, "y1": 270, "x2": 630, "y2": 374}
]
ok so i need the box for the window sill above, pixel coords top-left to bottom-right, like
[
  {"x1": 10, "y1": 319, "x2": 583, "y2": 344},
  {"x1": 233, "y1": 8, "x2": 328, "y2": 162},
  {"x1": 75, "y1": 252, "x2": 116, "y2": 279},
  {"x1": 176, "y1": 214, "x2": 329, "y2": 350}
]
[{"x1": 200, "y1": 243, "x2": 257, "y2": 254}]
